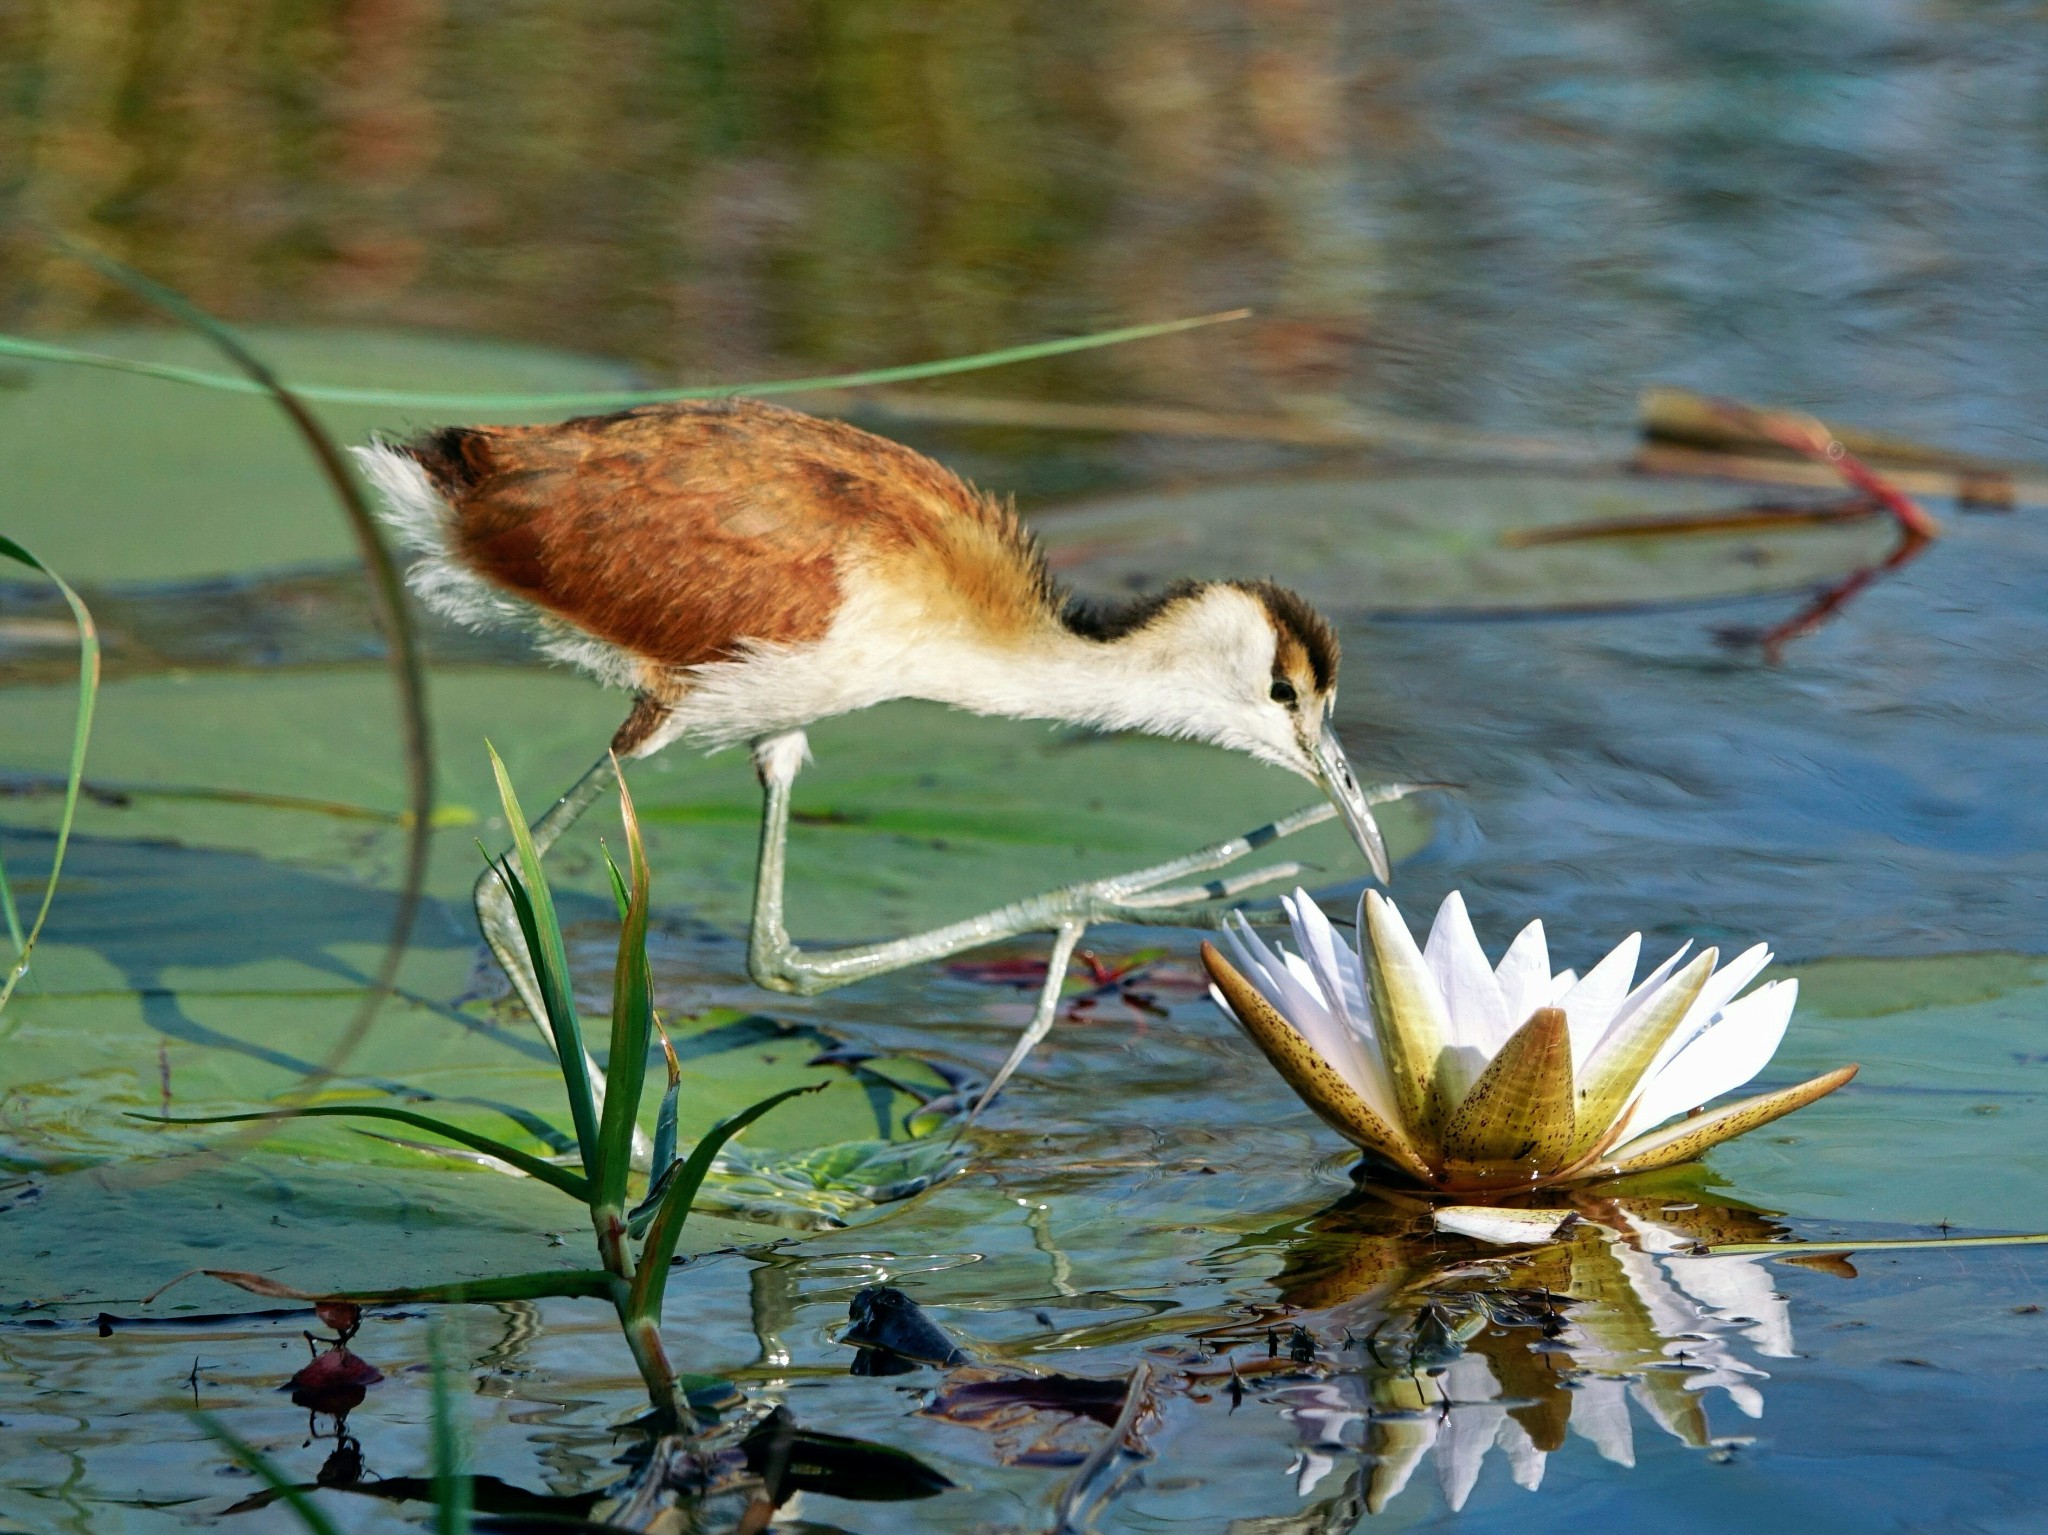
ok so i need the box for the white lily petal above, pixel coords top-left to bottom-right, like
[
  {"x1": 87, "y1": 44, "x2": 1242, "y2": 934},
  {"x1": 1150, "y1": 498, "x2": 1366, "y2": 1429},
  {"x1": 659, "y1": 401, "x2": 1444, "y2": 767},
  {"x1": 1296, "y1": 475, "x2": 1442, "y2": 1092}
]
[
  {"x1": 1290, "y1": 895, "x2": 1410, "y2": 1127},
  {"x1": 1558, "y1": 933, "x2": 1641, "y2": 1070},
  {"x1": 1544, "y1": 968, "x2": 1579, "y2": 1005},
  {"x1": 1722, "y1": 1382, "x2": 1765, "y2": 1419},
  {"x1": 1225, "y1": 913, "x2": 1331, "y2": 1030},
  {"x1": 1285, "y1": 890, "x2": 1372, "y2": 1035},
  {"x1": 1646, "y1": 943, "x2": 1774, "y2": 1077},
  {"x1": 1435, "y1": 1355, "x2": 1500, "y2": 1511},
  {"x1": 1435, "y1": 1205, "x2": 1576, "y2": 1246},
  {"x1": 1425, "y1": 891, "x2": 1511, "y2": 1056},
  {"x1": 1220, "y1": 916, "x2": 1296, "y2": 1011},
  {"x1": 1227, "y1": 912, "x2": 1401, "y2": 1126},
  {"x1": 1292, "y1": 1449, "x2": 1337, "y2": 1497},
  {"x1": 1593, "y1": 940, "x2": 1694, "y2": 1052},
  {"x1": 1608, "y1": 1240, "x2": 1710, "y2": 1352},
  {"x1": 1365, "y1": 1405, "x2": 1440, "y2": 1515},
  {"x1": 1568, "y1": 1377, "x2": 1636, "y2": 1467},
  {"x1": 1495, "y1": 919, "x2": 1552, "y2": 1027},
  {"x1": 1621, "y1": 980, "x2": 1799, "y2": 1141},
  {"x1": 1280, "y1": 948, "x2": 1329, "y2": 1003}
]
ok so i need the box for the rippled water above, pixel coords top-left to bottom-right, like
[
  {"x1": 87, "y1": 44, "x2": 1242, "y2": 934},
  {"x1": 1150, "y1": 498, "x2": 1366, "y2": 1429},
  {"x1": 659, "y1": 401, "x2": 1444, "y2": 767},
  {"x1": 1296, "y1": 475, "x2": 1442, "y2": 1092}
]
[{"x1": 6, "y1": 3, "x2": 2048, "y2": 1532}]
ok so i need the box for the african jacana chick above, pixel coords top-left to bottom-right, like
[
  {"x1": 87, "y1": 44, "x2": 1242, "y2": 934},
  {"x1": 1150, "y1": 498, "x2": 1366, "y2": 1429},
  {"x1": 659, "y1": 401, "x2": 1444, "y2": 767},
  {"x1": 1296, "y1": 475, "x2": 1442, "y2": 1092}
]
[{"x1": 355, "y1": 398, "x2": 1394, "y2": 1100}]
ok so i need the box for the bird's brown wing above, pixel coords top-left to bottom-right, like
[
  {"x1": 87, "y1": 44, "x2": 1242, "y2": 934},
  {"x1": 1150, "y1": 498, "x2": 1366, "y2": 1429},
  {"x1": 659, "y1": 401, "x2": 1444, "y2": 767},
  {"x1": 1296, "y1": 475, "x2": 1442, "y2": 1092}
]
[{"x1": 409, "y1": 399, "x2": 1010, "y2": 671}]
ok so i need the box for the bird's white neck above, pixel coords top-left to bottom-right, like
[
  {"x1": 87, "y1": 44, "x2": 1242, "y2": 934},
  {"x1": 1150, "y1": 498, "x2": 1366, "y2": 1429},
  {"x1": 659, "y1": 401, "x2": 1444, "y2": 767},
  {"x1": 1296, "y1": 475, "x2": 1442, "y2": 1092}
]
[
  {"x1": 923, "y1": 623, "x2": 1217, "y2": 739},
  {"x1": 658, "y1": 573, "x2": 1278, "y2": 759}
]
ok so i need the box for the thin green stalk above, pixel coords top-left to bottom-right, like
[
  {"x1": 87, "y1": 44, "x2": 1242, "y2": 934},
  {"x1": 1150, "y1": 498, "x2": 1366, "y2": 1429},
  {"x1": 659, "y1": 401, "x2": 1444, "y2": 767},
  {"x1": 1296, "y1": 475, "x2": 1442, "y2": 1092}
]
[
  {"x1": 0, "y1": 829, "x2": 21, "y2": 957},
  {"x1": 0, "y1": 537, "x2": 98, "y2": 1015},
  {"x1": 0, "y1": 310, "x2": 1249, "y2": 412},
  {"x1": 428, "y1": 1322, "x2": 473, "y2": 1535},
  {"x1": 41, "y1": 231, "x2": 434, "y2": 1112},
  {"x1": 197, "y1": 1416, "x2": 347, "y2": 1535}
]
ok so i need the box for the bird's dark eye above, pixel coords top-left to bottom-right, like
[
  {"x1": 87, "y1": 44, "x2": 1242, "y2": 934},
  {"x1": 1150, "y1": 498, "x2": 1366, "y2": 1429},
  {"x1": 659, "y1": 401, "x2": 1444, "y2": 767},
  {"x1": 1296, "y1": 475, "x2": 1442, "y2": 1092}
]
[{"x1": 1270, "y1": 680, "x2": 1298, "y2": 707}]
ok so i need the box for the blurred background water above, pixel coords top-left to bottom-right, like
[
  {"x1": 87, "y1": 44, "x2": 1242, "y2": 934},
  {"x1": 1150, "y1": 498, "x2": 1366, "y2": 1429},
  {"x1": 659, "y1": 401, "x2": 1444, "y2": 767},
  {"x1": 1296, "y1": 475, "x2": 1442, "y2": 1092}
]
[{"x1": 7, "y1": 0, "x2": 2047, "y2": 450}]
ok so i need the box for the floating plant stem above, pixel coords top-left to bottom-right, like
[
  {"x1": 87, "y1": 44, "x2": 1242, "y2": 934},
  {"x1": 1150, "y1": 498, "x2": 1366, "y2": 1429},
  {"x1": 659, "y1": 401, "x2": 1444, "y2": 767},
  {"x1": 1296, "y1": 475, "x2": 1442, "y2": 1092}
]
[
  {"x1": 0, "y1": 310, "x2": 1249, "y2": 412},
  {"x1": 0, "y1": 538, "x2": 98, "y2": 1018},
  {"x1": 1703, "y1": 1232, "x2": 2048, "y2": 1258}
]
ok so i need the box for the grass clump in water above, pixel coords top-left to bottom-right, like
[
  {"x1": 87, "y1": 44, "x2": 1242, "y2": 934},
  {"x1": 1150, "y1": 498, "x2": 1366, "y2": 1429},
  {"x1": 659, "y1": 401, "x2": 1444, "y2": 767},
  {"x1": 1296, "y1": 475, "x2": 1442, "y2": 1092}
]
[{"x1": 145, "y1": 747, "x2": 820, "y2": 1432}]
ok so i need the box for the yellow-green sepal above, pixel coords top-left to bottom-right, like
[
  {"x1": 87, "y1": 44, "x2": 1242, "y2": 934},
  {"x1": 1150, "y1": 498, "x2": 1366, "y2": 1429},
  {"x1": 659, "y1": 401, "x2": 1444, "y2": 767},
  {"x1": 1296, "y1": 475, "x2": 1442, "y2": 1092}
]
[
  {"x1": 1438, "y1": 1006, "x2": 1575, "y2": 1176},
  {"x1": 1590, "y1": 1064, "x2": 1858, "y2": 1178},
  {"x1": 1359, "y1": 892, "x2": 1456, "y2": 1152}
]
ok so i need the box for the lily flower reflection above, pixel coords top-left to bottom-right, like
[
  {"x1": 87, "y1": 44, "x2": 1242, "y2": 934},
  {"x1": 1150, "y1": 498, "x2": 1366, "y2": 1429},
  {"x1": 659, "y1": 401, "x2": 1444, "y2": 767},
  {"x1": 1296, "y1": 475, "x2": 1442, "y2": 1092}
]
[
  {"x1": 1233, "y1": 1193, "x2": 1820, "y2": 1518},
  {"x1": 1203, "y1": 890, "x2": 1855, "y2": 1193}
]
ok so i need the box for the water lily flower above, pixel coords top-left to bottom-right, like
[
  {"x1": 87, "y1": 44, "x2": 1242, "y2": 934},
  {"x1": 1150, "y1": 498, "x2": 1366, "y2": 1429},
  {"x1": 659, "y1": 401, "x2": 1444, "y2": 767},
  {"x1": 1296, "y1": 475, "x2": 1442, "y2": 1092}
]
[{"x1": 1202, "y1": 889, "x2": 1856, "y2": 1193}]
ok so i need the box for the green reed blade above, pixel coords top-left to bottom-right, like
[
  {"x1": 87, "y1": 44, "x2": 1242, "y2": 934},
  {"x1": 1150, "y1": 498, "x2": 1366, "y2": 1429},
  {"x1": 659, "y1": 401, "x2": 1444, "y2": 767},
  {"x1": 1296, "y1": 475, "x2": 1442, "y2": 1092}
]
[
  {"x1": 603, "y1": 846, "x2": 631, "y2": 918},
  {"x1": 649, "y1": 1023, "x2": 682, "y2": 1186},
  {"x1": 485, "y1": 745, "x2": 600, "y2": 1181},
  {"x1": 428, "y1": 1322, "x2": 473, "y2": 1535},
  {"x1": 196, "y1": 1414, "x2": 347, "y2": 1535},
  {"x1": 0, "y1": 310, "x2": 1249, "y2": 413},
  {"x1": 595, "y1": 768, "x2": 654, "y2": 1214},
  {"x1": 625, "y1": 1083, "x2": 824, "y2": 1325},
  {"x1": 0, "y1": 538, "x2": 98, "y2": 1017},
  {"x1": 134, "y1": 1107, "x2": 589, "y2": 1201}
]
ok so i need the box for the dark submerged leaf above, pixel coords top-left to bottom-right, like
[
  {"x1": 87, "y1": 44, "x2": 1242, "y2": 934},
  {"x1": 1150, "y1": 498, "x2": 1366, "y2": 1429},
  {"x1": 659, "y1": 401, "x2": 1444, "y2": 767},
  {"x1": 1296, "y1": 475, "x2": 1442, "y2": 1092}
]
[
  {"x1": 740, "y1": 1408, "x2": 954, "y2": 1502},
  {"x1": 842, "y1": 1287, "x2": 968, "y2": 1367}
]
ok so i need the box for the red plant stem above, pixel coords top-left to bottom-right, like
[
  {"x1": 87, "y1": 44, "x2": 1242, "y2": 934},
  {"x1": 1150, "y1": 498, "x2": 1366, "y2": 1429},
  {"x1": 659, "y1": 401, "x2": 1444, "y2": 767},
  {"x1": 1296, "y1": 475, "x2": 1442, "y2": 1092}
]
[{"x1": 1700, "y1": 398, "x2": 1944, "y2": 659}]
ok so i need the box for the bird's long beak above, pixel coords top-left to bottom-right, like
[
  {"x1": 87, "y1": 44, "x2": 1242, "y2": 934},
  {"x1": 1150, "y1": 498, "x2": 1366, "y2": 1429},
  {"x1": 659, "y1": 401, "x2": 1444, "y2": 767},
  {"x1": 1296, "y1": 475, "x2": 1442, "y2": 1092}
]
[{"x1": 1310, "y1": 720, "x2": 1392, "y2": 885}]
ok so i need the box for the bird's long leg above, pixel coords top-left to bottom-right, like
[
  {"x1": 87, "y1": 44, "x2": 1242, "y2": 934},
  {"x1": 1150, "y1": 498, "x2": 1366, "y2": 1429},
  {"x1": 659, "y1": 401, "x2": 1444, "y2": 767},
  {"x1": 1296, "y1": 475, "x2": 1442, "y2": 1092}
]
[
  {"x1": 473, "y1": 754, "x2": 647, "y2": 1156},
  {"x1": 746, "y1": 728, "x2": 1424, "y2": 996},
  {"x1": 965, "y1": 919, "x2": 1085, "y2": 1126}
]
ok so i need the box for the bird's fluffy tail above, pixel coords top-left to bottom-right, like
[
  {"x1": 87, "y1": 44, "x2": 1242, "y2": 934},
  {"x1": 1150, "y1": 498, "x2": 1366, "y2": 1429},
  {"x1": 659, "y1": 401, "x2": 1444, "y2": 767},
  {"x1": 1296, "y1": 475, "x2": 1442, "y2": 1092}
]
[
  {"x1": 351, "y1": 439, "x2": 639, "y2": 690},
  {"x1": 351, "y1": 440, "x2": 531, "y2": 637}
]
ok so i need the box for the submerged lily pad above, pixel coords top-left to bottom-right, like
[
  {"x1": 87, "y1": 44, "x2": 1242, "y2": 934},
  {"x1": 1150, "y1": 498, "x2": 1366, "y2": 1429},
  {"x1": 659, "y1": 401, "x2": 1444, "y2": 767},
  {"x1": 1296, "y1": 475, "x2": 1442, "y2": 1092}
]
[{"x1": 1040, "y1": 473, "x2": 1898, "y2": 615}]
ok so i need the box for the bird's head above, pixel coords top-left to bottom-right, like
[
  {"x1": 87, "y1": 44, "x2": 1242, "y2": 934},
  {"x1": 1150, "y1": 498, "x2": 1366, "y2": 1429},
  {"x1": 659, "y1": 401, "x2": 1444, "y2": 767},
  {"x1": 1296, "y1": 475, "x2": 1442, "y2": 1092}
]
[{"x1": 1066, "y1": 579, "x2": 1391, "y2": 883}]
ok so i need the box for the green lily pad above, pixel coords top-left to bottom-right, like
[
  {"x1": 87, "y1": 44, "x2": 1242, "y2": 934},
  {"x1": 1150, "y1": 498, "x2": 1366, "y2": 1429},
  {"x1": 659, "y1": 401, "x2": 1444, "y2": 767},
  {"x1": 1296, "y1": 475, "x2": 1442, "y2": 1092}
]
[
  {"x1": 1039, "y1": 473, "x2": 1900, "y2": 615},
  {"x1": 1707, "y1": 953, "x2": 2048, "y2": 1232},
  {"x1": 0, "y1": 328, "x2": 640, "y2": 582}
]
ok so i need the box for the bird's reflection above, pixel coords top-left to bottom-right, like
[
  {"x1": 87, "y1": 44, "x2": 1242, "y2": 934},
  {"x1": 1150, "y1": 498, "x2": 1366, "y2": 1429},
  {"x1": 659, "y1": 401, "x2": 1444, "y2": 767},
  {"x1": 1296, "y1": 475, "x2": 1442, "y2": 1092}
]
[{"x1": 1223, "y1": 1185, "x2": 1819, "y2": 1520}]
